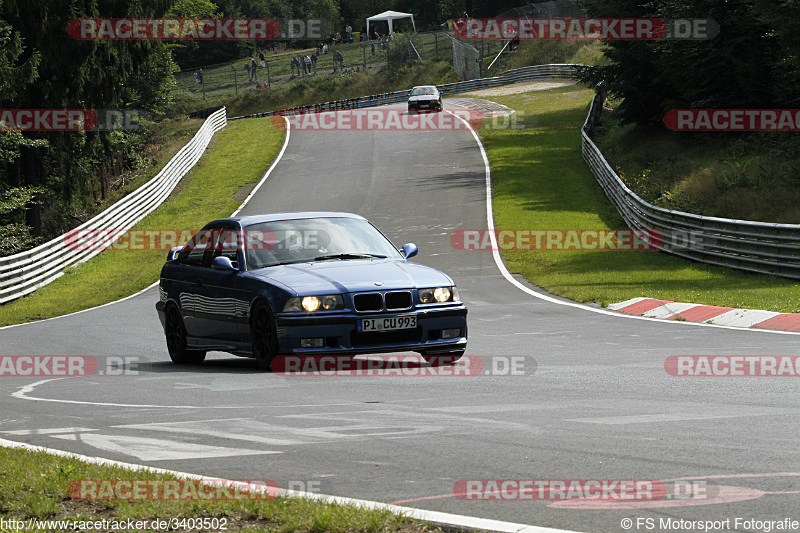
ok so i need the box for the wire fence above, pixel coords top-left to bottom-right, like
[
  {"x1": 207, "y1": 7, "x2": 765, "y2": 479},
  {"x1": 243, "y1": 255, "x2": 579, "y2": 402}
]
[{"x1": 173, "y1": 31, "x2": 511, "y2": 98}]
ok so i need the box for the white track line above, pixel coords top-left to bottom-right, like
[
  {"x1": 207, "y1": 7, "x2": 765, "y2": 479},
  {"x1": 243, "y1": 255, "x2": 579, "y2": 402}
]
[
  {"x1": 10, "y1": 379, "x2": 238, "y2": 409},
  {"x1": 231, "y1": 116, "x2": 290, "y2": 217},
  {"x1": 0, "y1": 437, "x2": 580, "y2": 533},
  {"x1": 444, "y1": 108, "x2": 800, "y2": 336},
  {"x1": 0, "y1": 116, "x2": 291, "y2": 332}
]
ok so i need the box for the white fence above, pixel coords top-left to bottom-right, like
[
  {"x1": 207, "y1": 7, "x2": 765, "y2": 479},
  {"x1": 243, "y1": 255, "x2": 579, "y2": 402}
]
[{"x1": 0, "y1": 107, "x2": 228, "y2": 304}]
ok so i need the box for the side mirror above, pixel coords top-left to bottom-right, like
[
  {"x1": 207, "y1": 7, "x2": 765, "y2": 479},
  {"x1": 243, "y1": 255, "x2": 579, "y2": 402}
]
[
  {"x1": 211, "y1": 256, "x2": 238, "y2": 271},
  {"x1": 166, "y1": 246, "x2": 183, "y2": 261},
  {"x1": 401, "y1": 243, "x2": 418, "y2": 259}
]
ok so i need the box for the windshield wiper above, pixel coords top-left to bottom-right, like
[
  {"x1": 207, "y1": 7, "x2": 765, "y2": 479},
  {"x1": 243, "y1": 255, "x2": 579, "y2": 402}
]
[
  {"x1": 314, "y1": 253, "x2": 387, "y2": 261},
  {"x1": 260, "y1": 259, "x2": 314, "y2": 268}
]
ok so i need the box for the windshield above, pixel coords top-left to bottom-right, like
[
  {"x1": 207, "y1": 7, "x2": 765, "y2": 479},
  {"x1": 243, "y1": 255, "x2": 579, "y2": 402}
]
[
  {"x1": 411, "y1": 87, "x2": 437, "y2": 96},
  {"x1": 243, "y1": 217, "x2": 403, "y2": 269}
]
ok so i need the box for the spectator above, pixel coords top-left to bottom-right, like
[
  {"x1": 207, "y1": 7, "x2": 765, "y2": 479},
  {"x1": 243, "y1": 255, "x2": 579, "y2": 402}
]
[
  {"x1": 193, "y1": 70, "x2": 199, "y2": 87},
  {"x1": 322, "y1": 43, "x2": 329, "y2": 54},
  {"x1": 245, "y1": 62, "x2": 252, "y2": 81},
  {"x1": 333, "y1": 49, "x2": 343, "y2": 71},
  {"x1": 304, "y1": 54, "x2": 312, "y2": 74},
  {"x1": 310, "y1": 52, "x2": 318, "y2": 72},
  {"x1": 251, "y1": 58, "x2": 258, "y2": 81},
  {"x1": 370, "y1": 40, "x2": 375, "y2": 55},
  {"x1": 291, "y1": 56, "x2": 300, "y2": 76},
  {"x1": 198, "y1": 69, "x2": 203, "y2": 86},
  {"x1": 345, "y1": 23, "x2": 352, "y2": 42},
  {"x1": 299, "y1": 55, "x2": 307, "y2": 76}
]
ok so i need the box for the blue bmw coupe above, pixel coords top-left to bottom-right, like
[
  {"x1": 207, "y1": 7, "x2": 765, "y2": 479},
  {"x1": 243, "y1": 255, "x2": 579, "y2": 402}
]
[{"x1": 156, "y1": 212, "x2": 467, "y2": 369}]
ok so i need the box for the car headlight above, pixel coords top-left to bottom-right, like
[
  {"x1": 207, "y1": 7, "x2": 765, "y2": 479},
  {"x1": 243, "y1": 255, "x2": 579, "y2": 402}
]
[
  {"x1": 283, "y1": 294, "x2": 344, "y2": 312},
  {"x1": 419, "y1": 287, "x2": 457, "y2": 304}
]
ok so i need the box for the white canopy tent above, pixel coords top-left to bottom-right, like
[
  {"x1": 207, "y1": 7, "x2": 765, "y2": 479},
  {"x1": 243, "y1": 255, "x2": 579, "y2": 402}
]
[{"x1": 366, "y1": 10, "x2": 416, "y2": 37}]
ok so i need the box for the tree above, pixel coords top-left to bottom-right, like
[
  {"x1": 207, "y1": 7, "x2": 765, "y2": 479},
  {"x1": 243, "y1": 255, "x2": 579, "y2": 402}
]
[
  {"x1": 580, "y1": 0, "x2": 785, "y2": 126},
  {"x1": 0, "y1": 0, "x2": 178, "y2": 240}
]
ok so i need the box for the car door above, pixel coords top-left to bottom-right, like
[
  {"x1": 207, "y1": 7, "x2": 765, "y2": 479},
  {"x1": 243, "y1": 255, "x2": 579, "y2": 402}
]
[
  {"x1": 173, "y1": 228, "x2": 213, "y2": 341},
  {"x1": 190, "y1": 225, "x2": 250, "y2": 348}
]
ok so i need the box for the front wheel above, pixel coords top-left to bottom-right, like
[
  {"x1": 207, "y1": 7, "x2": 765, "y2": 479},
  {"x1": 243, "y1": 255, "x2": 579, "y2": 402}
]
[
  {"x1": 165, "y1": 305, "x2": 206, "y2": 364},
  {"x1": 420, "y1": 348, "x2": 465, "y2": 366},
  {"x1": 251, "y1": 301, "x2": 278, "y2": 371}
]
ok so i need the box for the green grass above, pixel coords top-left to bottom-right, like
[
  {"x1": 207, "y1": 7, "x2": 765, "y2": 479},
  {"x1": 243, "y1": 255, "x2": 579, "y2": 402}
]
[
  {"x1": 0, "y1": 117, "x2": 284, "y2": 327},
  {"x1": 0, "y1": 447, "x2": 439, "y2": 532},
  {"x1": 478, "y1": 85, "x2": 800, "y2": 312}
]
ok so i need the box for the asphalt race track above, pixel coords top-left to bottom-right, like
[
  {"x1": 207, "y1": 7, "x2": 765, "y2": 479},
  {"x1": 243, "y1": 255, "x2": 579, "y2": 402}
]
[{"x1": 2, "y1": 101, "x2": 799, "y2": 532}]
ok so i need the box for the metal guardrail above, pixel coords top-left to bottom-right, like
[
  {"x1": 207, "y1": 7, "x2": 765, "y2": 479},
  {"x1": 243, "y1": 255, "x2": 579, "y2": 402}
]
[
  {"x1": 235, "y1": 62, "x2": 800, "y2": 279},
  {"x1": 581, "y1": 94, "x2": 800, "y2": 279},
  {"x1": 229, "y1": 64, "x2": 582, "y2": 120},
  {"x1": 9, "y1": 64, "x2": 785, "y2": 306},
  {"x1": 0, "y1": 107, "x2": 228, "y2": 304}
]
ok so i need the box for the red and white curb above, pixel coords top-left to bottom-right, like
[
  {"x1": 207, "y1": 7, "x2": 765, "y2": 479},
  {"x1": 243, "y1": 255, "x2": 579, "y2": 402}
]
[{"x1": 609, "y1": 297, "x2": 800, "y2": 332}]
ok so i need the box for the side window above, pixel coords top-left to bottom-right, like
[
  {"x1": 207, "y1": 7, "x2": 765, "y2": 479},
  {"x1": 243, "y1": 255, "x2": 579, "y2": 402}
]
[
  {"x1": 210, "y1": 228, "x2": 241, "y2": 266},
  {"x1": 178, "y1": 229, "x2": 213, "y2": 267}
]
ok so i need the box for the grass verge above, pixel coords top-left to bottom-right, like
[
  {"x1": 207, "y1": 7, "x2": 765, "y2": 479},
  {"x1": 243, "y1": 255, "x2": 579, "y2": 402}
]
[
  {"x1": 0, "y1": 446, "x2": 438, "y2": 532},
  {"x1": 592, "y1": 113, "x2": 800, "y2": 223},
  {"x1": 0, "y1": 117, "x2": 284, "y2": 327},
  {"x1": 477, "y1": 85, "x2": 800, "y2": 312}
]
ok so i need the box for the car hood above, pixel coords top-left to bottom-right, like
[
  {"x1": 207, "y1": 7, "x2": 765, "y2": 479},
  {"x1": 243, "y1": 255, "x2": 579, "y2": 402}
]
[{"x1": 249, "y1": 259, "x2": 453, "y2": 294}]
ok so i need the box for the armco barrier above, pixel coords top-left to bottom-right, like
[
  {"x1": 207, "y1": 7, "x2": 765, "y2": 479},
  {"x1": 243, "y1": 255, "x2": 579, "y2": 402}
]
[
  {"x1": 0, "y1": 107, "x2": 228, "y2": 304},
  {"x1": 581, "y1": 94, "x2": 800, "y2": 279},
  {"x1": 228, "y1": 64, "x2": 583, "y2": 120},
  {"x1": 233, "y1": 62, "x2": 800, "y2": 280}
]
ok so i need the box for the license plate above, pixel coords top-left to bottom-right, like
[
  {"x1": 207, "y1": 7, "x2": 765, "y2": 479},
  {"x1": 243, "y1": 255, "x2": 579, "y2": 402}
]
[{"x1": 360, "y1": 315, "x2": 417, "y2": 332}]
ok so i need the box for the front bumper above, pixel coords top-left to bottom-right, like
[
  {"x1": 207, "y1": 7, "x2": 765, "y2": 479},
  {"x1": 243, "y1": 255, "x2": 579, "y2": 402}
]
[
  {"x1": 275, "y1": 305, "x2": 467, "y2": 355},
  {"x1": 408, "y1": 99, "x2": 442, "y2": 111}
]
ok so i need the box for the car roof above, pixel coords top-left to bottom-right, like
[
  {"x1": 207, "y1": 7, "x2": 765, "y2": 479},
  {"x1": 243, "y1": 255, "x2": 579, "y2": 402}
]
[
  {"x1": 412, "y1": 85, "x2": 438, "y2": 90},
  {"x1": 212, "y1": 212, "x2": 367, "y2": 227}
]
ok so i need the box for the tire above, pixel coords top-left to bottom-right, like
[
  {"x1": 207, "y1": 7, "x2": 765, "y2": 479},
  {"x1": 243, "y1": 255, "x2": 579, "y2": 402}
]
[
  {"x1": 165, "y1": 304, "x2": 206, "y2": 364},
  {"x1": 251, "y1": 301, "x2": 278, "y2": 371},
  {"x1": 420, "y1": 348, "x2": 465, "y2": 366}
]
